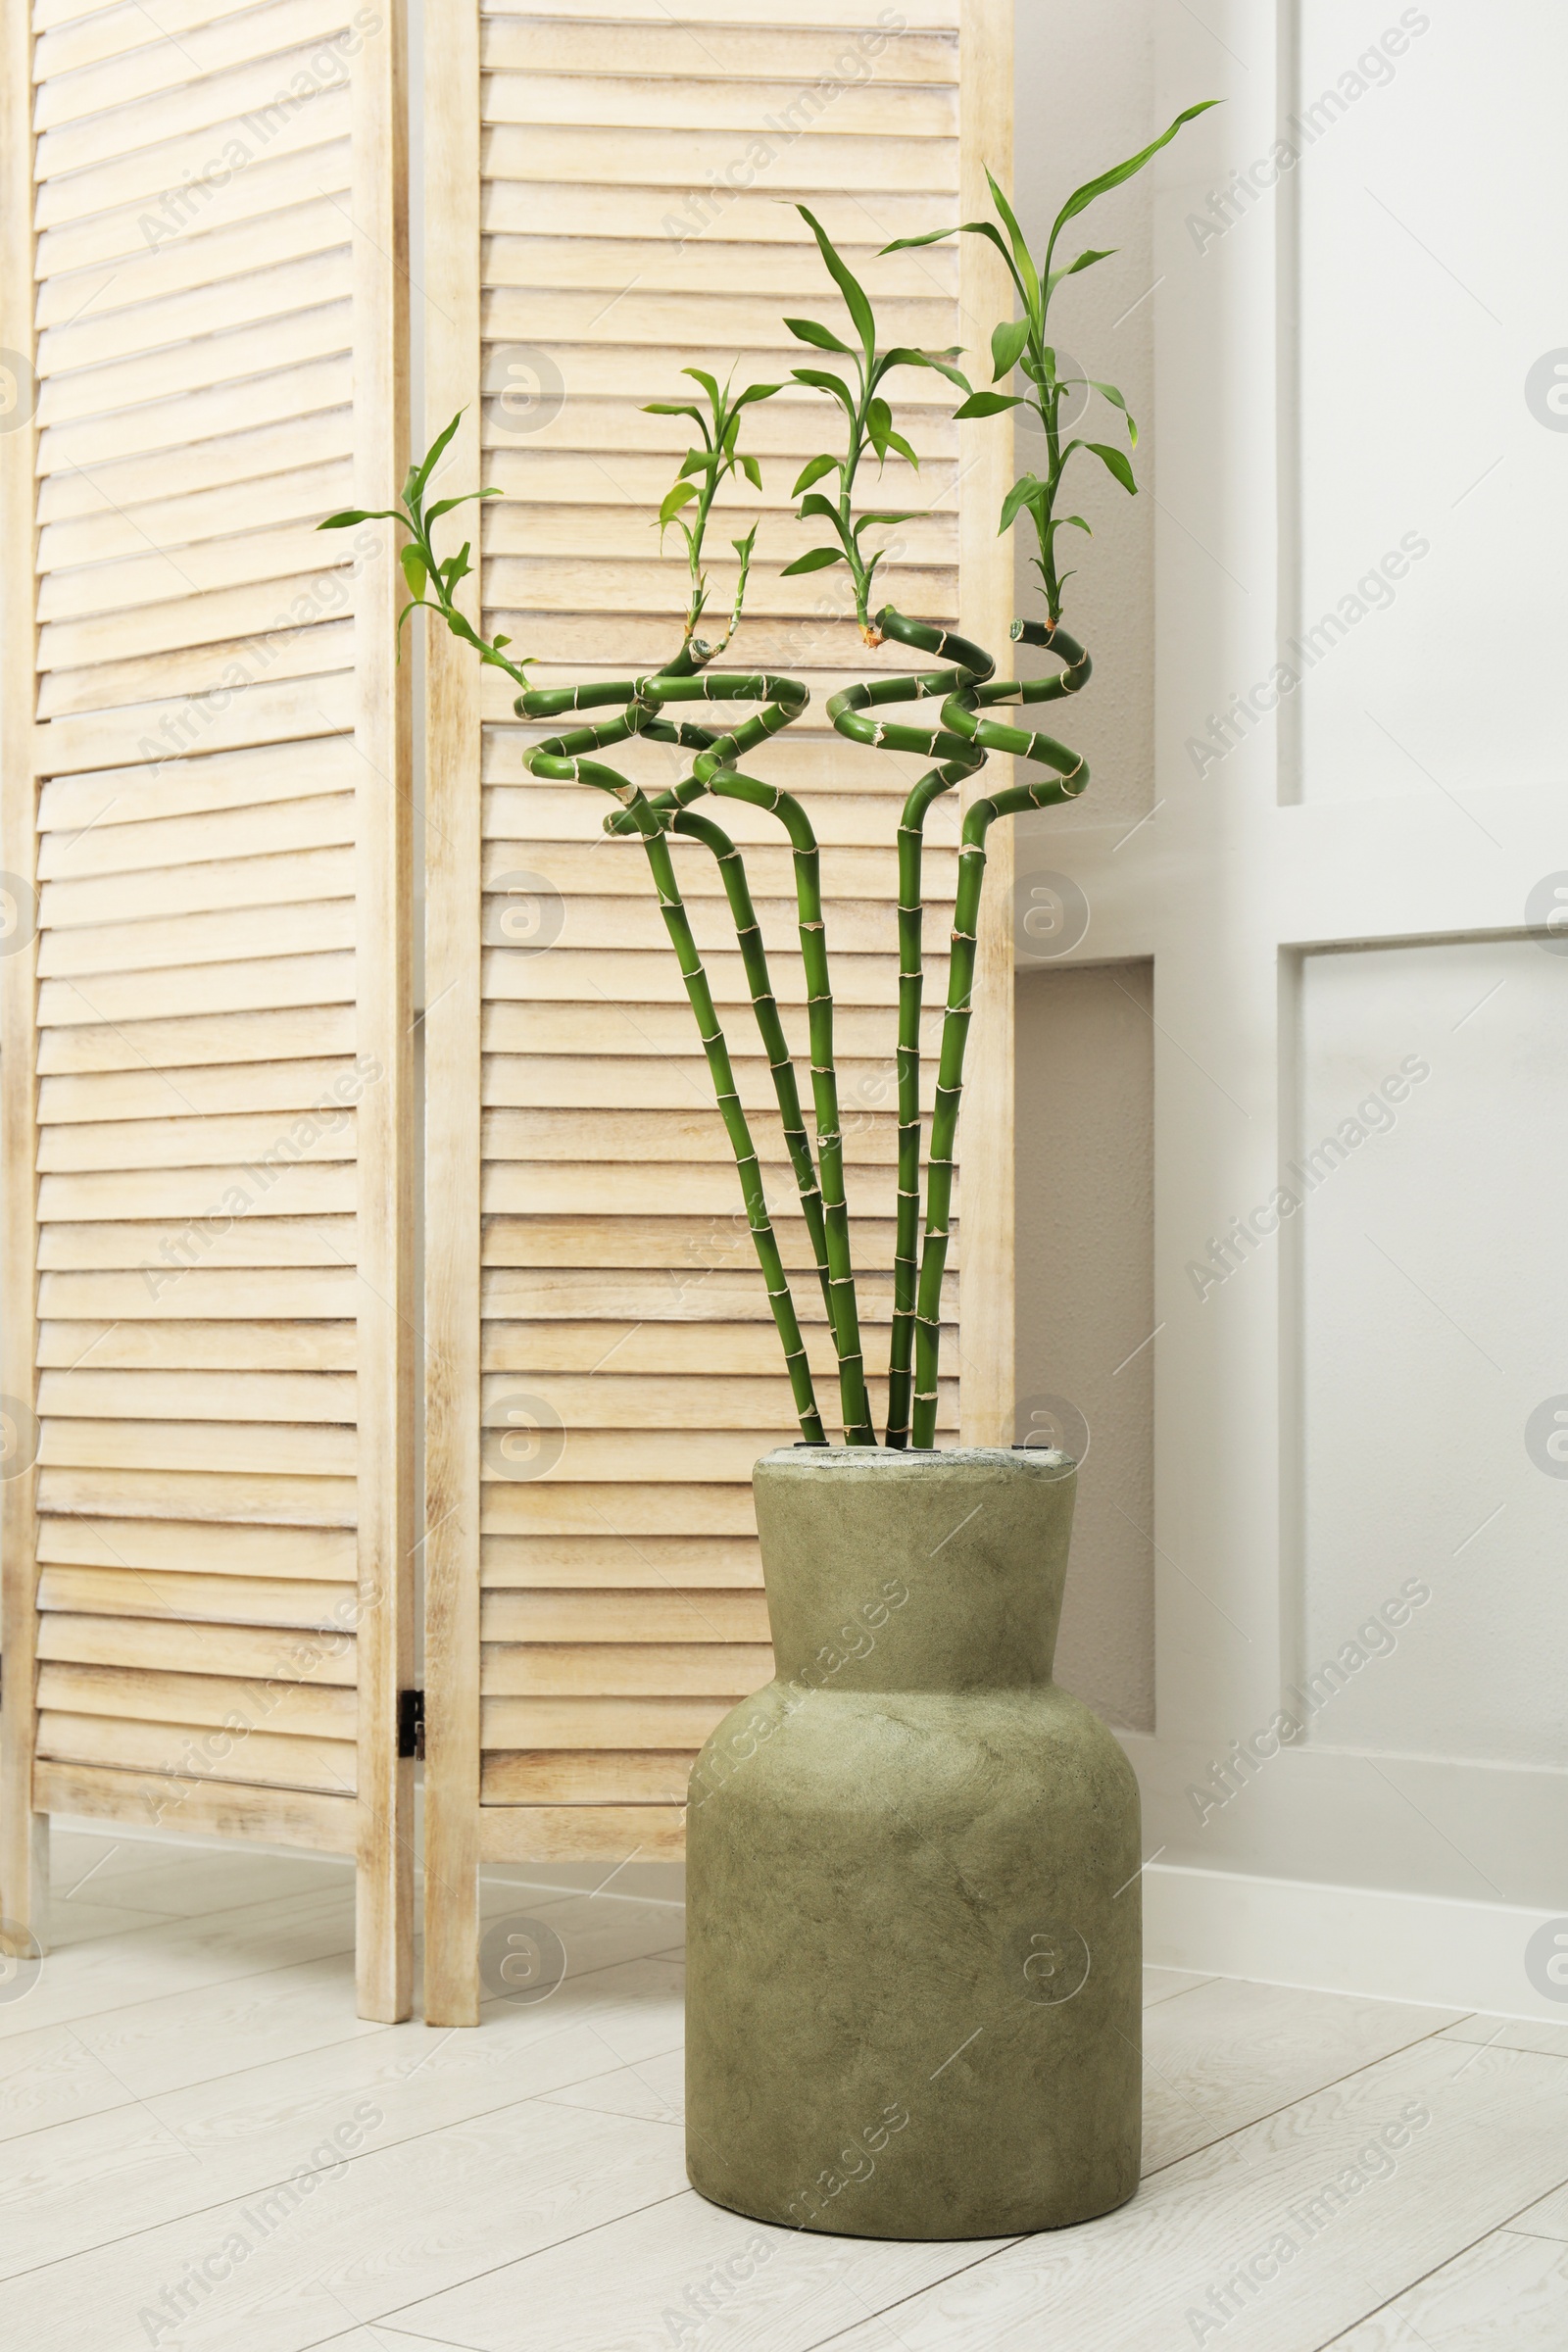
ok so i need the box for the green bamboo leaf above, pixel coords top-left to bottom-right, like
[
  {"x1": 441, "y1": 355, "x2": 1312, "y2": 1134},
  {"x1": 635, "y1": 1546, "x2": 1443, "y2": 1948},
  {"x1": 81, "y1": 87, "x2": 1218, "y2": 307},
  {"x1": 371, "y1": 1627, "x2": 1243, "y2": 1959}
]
[
  {"x1": 785, "y1": 317, "x2": 854, "y2": 355},
  {"x1": 739, "y1": 451, "x2": 763, "y2": 491},
  {"x1": 733, "y1": 380, "x2": 783, "y2": 409},
  {"x1": 1046, "y1": 101, "x2": 1218, "y2": 270},
  {"x1": 425, "y1": 488, "x2": 501, "y2": 523},
  {"x1": 1086, "y1": 380, "x2": 1138, "y2": 444},
  {"x1": 791, "y1": 453, "x2": 837, "y2": 496},
  {"x1": 883, "y1": 425, "x2": 919, "y2": 468},
  {"x1": 659, "y1": 481, "x2": 698, "y2": 527},
  {"x1": 865, "y1": 395, "x2": 893, "y2": 459},
  {"x1": 492, "y1": 632, "x2": 511, "y2": 648},
  {"x1": 318, "y1": 508, "x2": 392, "y2": 529},
  {"x1": 798, "y1": 492, "x2": 843, "y2": 526},
  {"x1": 480, "y1": 638, "x2": 533, "y2": 671},
  {"x1": 642, "y1": 401, "x2": 705, "y2": 423},
  {"x1": 999, "y1": 471, "x2": 1047, "y2": 532},
  {"x1": 990, "y1": 318, "x2": 1031, "y2": 380},
  {"x1": 678, "y1": 448, "x2": 716, "y2": 480},
  {"x1": 892, "y1": 217, "x2": 1030, "y2": 313},
  {"x1": 984, "y1": 169, "x2": 1041, "y2": 312},
  {"x1": 954, "y1": 391, "x2": 1025, "y2": 418},
  {"x1": 797, "y1": 206, "x2": 875, "y2": 365},
  {"x1": 1085, "y1": 440, "x2": 1138, "y2": 493},
  {"x1": 732, "y1": 523, "x2": 759, "y2": 558},
  {"x1": 1046, "y1": 247, "x2": 1115, "y2": 299},
  {"x1": 411, "y1": 409, "x2": 464, "y2": 506},
  {"x1": 1061, "y1": 514, "x2": 1092, "y2": 533},
  {"x1": 780, "y1": 547, "x2": 845, "y2": 574},
  {"x1": 791, "y1": 368, "x2": 857, "y2": 419},
  {"x1": 879, "y1": 225, "x2": 961, "y2": 253},
  {"x1": 400, "y1": 544, "x2": 427, "y2": 599},
  {"x1": 851, "y1": 510, "x2": 918, "y2": 537},
  {"x1": 879, "y1": 345, "x2": 970, "y2": 394},
  {"x1": 682, "y1": 367, "x2": 722, "y2": 403}
]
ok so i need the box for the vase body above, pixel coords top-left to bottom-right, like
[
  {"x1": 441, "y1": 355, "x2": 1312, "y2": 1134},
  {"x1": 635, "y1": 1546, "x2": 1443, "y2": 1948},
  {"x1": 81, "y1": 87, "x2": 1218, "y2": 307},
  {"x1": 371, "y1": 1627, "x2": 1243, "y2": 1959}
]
[{"x1": 684, "y1": 1446, "x2": 1141, "y2": 2240}]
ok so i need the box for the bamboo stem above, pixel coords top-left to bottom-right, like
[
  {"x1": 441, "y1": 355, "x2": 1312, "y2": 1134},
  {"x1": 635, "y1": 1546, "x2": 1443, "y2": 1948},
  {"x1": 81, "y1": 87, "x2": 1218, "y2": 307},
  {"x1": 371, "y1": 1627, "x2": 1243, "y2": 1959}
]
[
  {"x1": 906, "y1": 634, "x2": 1092, "y2": 1448},
  {"x1": 671, "y1": 808, "x2": 833, "y2": 1326},
  {"x1": 823, "y1": 608, "x2": 993, "y2": 1445},
  {"x1": 524, "y1": 719, "x2": 826, "y2": 1444},
  {"x1": 615, "y1": 673, "x2": 878, "y2": 1446},
  {"x1": 676, "y1": 761, "x2": 874, "y2": 1446}
]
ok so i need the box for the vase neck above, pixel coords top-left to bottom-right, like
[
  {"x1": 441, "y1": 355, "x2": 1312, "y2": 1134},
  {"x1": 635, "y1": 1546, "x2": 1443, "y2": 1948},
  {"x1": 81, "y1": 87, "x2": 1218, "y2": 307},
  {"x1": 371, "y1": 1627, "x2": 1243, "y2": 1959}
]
[{"x1": 754, "y1": 1448, "x2": 1076, "y2": 1694}]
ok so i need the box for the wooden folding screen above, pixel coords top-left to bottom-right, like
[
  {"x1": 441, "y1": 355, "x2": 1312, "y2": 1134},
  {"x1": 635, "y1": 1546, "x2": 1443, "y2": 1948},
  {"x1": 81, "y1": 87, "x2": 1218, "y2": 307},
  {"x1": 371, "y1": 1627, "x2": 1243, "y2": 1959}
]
[
  {"x1": 0, "y1": 0, "x2": 414, "y2": 2019},
  {"x1": 424, "y1": 0, "x2": 1014, "y2": 2019}
]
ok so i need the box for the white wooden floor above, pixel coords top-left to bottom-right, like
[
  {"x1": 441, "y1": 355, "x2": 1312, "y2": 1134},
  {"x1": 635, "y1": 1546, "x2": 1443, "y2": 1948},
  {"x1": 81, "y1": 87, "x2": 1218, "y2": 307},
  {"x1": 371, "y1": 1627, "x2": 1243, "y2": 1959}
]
[{"x1": 3, "y1": 1826, "x2": 1566, "y2": 2352}]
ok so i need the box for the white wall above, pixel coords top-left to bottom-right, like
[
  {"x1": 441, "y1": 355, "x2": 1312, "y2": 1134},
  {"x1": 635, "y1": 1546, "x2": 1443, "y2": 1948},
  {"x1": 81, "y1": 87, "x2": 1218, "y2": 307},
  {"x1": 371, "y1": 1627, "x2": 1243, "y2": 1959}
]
[
  {"x1": 1011, "y1": 0, "x2": 1161, "y2": 1735},
  {"x1": 1010, "y1": 0, "x2": 1157, "y2": 833},
  {"x1": 1016, "y1": 961, "x2": 1155, "y2": 1733},
  {"x1": 1014, "y1": 0, "x2": 1568, "y2": 2013},
  {"x1": 1298, "y1": 939, "x2": 1568, "y2": 1771},
  {"x1": 1296, "y1": 0, "x2": 1568, "y2": 803}
]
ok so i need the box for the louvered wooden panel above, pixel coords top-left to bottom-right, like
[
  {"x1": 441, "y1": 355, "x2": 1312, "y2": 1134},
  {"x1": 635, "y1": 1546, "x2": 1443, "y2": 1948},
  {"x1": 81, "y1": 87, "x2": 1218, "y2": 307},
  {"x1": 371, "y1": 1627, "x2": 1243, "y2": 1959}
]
[
  {"x1": 423, "y1": 0, "x2": 1014, "y2": 2019},
  {"x1": 0, "y1": 0, "x2": 414, "y2": 2019}
]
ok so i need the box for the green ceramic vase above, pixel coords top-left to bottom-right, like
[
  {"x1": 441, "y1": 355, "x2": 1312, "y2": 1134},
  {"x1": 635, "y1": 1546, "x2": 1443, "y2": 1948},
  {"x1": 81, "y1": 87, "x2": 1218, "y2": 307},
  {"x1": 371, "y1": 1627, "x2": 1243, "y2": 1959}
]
[{"x1": 684, "y1": 1445, "x2": 1142, "y2": 2239}]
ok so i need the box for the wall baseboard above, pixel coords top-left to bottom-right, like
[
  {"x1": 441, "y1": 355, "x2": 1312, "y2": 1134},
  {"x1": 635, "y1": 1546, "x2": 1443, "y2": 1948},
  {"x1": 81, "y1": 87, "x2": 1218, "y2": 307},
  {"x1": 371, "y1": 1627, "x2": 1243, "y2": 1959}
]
[{"x1": 1145, "y1": 1861, "x2": 1568, "y2": 2023}]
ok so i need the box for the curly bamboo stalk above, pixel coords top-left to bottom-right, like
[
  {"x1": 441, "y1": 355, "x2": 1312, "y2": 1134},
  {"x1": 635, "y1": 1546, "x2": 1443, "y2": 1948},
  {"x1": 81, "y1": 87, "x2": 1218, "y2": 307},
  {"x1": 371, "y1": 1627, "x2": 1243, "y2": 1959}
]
[
  {"x1": 823, "y1": 612, "x2": 992, "y2": 1444},
  {"x1": 903, "y1": 622, "x2": 1093, "y2": 1448},
  {"x1": 616, "y1": 688, "x2": 877, "y2": 1446},
  {"x1": 337, "y1": 92, "x2": 1208, "y2": 1459},
  {"x1": 668, "y1": 806, "x2": 832, "y2": 1326},
  {"x1": 689, "y1": 762, "x2": 874, "y2": 1446},
  {"x1": 524, "y1": 666, "x2": 880, "y2": 1444},
  {"x1": 524, "y1": 710, "x2": 828, "y2": 1445}
]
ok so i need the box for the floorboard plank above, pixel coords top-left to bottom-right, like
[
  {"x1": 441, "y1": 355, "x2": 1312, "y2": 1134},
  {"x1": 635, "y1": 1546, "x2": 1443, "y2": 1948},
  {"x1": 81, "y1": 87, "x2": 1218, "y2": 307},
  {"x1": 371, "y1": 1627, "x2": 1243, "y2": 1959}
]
[
  {"x1": 1322, "y1": 2227, "x2": 1568, "y2": 2349},
  {"x1": 1441, "y1": 2012, "x2": 1568, "y2": 2062},
  {"x1": 1143, "y1": 1968, "x2": 1215, "y2": 2008},
  {"x1": 0, "y1": 2095, "x2": 689, "y2": 2351},
  {"x1": 0, "y1": 1952, "x2": 684, "y2": 2278},
  {"x1": 1141, "y1": 1977, "x2": 1466, "y2": 2171},
  {"x1": 0, "y1": 1885, "x2": 358, "y2": 2043},
  {"x1": 615, "y1": 2041, "x2": 1568, "y2": 2352},
  {"x1": 4, "y1": 1832, "x2": 1560, "y2": 2352},
  {"x1": 392, "y1": 2184, "x2": 1011, "y2": 2352}
]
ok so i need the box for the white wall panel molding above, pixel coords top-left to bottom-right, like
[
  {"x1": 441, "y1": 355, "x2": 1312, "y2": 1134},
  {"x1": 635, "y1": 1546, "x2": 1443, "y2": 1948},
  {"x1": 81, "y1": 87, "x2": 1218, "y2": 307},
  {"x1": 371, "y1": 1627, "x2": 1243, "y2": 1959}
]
[{"x1": 1033, "y1": 0, "x2": 1568, "y2": 1952}]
